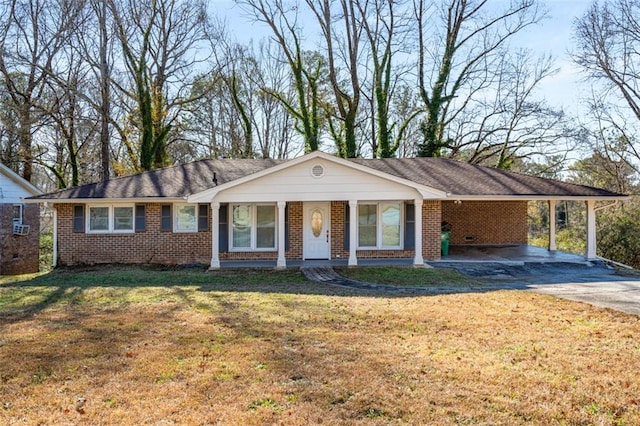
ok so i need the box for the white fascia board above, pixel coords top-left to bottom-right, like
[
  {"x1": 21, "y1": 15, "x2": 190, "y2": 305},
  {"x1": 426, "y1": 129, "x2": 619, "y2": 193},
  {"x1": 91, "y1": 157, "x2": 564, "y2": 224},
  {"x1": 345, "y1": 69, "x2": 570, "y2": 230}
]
[
  {"x1": 24, "y1": 197, "x2": 186, "y2": 204},
  {"x1": 446, "y1": 194, "x2": 629, "y2": 201},
  {"x1": 0, "y1": 163, "x2": 42, "y2": 195},
  {"x1": 188, "y1": 151, "x2": 448, "y2": 203}
]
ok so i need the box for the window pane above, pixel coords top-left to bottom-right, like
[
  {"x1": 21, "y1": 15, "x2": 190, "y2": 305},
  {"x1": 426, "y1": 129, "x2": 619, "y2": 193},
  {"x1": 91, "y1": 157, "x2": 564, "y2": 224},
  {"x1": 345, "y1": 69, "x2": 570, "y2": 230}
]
[
  {"x1": 176, "y1": 205, "x2": 197, "y2": 231},
  {"x1": 256, "y1": 205, "x2": 275, "y2": 248},
  {"x1": 381, "y1": 203, "x2": 401, "y2": 246},
  {"x1": 311, "y1": 209, "x2": 323, "y2": 238},
  {"x1": 358, "y1": 204, "x2": 377, "y2": 247},
  {"x1": 232, "y1": 205, "x2": 252, "y2": 248},
  {"x1": 114, "y1": 206, "x2": 134, "y2": 231},
  {"x1": 89, "y1": 207, "x2": 109, "y2": 231},
  {"x1": 12, "y1": 205, "x2": 22, "y2": 223}
]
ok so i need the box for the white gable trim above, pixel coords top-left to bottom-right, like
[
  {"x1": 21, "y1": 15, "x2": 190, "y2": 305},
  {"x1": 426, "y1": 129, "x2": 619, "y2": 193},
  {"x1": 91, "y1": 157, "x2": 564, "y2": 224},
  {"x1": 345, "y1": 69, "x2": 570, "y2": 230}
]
[
  {"x1": 187, "y1": 151, "x2": 447, "y2": 203},
  {"x1": 0, "y1": 163, "x2": 41, "y2": 197}
]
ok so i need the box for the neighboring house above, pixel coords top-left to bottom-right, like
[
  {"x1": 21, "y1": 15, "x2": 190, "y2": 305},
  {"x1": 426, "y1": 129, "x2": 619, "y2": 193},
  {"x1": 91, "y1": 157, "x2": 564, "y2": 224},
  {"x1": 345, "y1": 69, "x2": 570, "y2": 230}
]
[
  {"x1": 0, "y1": 163, "x2": 41, "y2": 275},
  {"x1": 27, "y1": 151, "x2": 625, "y2": 269}
]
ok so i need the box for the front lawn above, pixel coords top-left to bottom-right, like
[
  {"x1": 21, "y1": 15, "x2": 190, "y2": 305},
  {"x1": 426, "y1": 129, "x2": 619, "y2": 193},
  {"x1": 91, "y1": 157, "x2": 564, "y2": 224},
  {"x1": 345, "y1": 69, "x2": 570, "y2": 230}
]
[{"x1": 1, "y1": 266, "x2": 639, "y2": 425}]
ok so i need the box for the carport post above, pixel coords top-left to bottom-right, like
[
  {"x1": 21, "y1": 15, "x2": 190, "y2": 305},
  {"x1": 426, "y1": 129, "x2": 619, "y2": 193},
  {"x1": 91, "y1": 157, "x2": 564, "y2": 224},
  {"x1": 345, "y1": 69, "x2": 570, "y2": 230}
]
[
  {"x1": 548, "y1": 200, "x2": 557, "y2": 251},
  {"x1": 585, "y1": 200, "x2": 597, "y2": 259}
]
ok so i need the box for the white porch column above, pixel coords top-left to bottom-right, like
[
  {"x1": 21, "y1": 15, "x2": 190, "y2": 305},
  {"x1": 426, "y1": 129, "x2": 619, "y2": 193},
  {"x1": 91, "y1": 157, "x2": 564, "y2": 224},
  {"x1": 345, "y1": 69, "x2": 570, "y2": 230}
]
[
  {"x1": 277, "y1": 201, "x2": 287, "y2": 269},
  {"x1": 548, "y1": 200, "x2": 557, "y2": 251},
  {"x1": 209, "y1": 202, "x2": 220, "y2": 269},
  {"x1": 349, "y1": 200, "x2": 358, "y2": 266},
  {"x1": 585, "y1": 199, "x2": 597, "y2": 259},
  {"x1": 414, "y1": 199, "x2": 424, "y2": 265}
]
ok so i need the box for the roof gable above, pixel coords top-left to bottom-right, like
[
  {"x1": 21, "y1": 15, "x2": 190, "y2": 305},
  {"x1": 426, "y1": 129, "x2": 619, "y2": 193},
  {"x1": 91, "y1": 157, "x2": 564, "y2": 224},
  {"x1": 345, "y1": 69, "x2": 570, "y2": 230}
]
[
  {"x1": 0, "y1": 163, "x2": 41, "y2": 202},
  {"x1": 188, "y1": 151, "x2": 446, "y2": 203}
]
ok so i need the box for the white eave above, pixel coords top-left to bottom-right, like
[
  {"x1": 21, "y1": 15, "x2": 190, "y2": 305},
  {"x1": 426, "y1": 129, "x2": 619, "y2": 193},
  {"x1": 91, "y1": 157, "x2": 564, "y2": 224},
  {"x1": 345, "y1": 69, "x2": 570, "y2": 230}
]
[{"x1": 446, "y1": 194, "x2": 630, "y2": 201}]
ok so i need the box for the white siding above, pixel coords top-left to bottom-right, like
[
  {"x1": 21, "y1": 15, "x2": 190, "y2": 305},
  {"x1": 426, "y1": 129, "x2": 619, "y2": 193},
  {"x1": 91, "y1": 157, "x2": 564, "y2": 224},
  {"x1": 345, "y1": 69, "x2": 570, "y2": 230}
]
[
  {"x1": 214, "y1": 158, "x2": 423, "y2": 203},
  {"x1": 0, "y1": 171, "x2": 36, "y2": 203}
]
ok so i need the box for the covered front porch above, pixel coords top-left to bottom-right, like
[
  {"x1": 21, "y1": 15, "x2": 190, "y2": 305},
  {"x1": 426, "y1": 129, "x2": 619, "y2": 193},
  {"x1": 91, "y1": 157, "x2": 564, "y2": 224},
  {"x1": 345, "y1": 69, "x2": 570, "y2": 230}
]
[{"x1": 217, "y1": 244, "x2": 589, "y2": 268}]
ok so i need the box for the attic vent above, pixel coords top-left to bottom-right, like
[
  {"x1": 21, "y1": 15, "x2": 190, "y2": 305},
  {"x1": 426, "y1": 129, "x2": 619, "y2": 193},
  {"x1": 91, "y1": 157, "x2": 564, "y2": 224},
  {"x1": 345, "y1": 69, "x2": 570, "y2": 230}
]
[
  {"x1": 311, "y1": 164, "x2": 325, "y2": 178},
  {"x1": 13, "y1": 224, "x2": 30, "y2": 236}
]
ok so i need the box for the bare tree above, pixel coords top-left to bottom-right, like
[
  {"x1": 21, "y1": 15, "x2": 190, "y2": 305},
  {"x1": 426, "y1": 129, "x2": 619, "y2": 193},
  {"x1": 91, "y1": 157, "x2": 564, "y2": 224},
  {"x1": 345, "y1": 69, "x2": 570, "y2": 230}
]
[
  {"x1": 0, "y1": 0, "x2": 84, "y2": 182},
  {"x1": 573, "y1": 0, "x2": 640, "y2": 166},
  {"x1": 108, "y1": 0, "x2": 210, "y2": 171},
  {"x1": 238, "y1": 0, "x2": 324, "y2": 153},
  {"x1": 414, "y1": 0, "x2": 545, "y2": 158}
]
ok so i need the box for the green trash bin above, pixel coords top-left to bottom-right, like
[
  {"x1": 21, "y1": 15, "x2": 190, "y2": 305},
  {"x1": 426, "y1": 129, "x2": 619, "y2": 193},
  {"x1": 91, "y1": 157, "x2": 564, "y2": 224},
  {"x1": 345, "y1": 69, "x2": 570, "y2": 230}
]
[{"x1": 441, "y1": 231, "x2": 451, "y2": 256}]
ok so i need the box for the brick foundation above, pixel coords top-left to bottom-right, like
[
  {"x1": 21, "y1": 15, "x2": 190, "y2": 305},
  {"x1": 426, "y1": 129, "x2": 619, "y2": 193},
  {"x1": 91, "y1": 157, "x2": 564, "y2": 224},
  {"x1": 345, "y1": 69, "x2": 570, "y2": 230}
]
[{"x1": 0, "y1": 203, "x2": 40, "y2": 275}]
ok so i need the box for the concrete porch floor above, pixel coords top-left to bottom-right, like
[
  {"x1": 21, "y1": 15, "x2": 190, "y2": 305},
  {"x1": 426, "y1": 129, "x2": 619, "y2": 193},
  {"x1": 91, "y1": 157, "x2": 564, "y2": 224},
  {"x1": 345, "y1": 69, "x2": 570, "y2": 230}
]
[
  {"x1": 218, "y1": 244, "x2": 589, "y2": 268},
  {"x1": 441, "y1": 244, "x2": 589, "y2": 264}
]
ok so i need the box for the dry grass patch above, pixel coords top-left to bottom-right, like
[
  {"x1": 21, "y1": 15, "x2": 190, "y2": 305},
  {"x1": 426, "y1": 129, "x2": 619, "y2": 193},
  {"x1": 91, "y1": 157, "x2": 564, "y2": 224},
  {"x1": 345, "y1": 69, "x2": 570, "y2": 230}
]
[{"x1": 1, "y1": 266, "x2": 640, "y2": 424}]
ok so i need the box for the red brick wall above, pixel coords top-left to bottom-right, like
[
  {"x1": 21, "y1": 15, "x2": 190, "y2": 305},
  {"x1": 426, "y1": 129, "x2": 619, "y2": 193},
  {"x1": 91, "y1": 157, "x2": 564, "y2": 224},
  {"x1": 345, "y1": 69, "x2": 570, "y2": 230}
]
[
  {"x1": 423, "y1": 200, "x2": 441, "y2": 260},
  {"x1": 57, "y1": 199, "x2": 519, "y2": 266},
  {"x1": 330, "y1": 201, "x2": 442, "y2": 261},
  {"x1": 441, "y1": 200, "x2": 528, "y2": 245},
  {"x1": 0, "y1": 203, "x2": 40, "y2": 275},
  {"x1": 56, "y1": 203, "x2": 212, "y2": 266}
]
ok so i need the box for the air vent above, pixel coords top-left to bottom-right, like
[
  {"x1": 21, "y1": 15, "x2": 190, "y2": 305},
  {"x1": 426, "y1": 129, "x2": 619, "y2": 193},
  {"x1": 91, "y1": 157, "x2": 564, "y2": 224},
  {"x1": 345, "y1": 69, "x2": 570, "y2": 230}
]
[{"x1": 311, "y1": 164, "x2": 325, "y2": 178}]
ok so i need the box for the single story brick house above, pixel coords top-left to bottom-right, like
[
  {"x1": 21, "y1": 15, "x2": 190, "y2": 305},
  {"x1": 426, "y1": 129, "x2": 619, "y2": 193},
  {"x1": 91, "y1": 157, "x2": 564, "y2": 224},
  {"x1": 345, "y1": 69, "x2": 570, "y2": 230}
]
[
  {"x1": 27, "y1": 151, "x2": 625, "y2": 269},
  {"x1": 1, "y1": 162, "x2": 41, "y2": 275}
]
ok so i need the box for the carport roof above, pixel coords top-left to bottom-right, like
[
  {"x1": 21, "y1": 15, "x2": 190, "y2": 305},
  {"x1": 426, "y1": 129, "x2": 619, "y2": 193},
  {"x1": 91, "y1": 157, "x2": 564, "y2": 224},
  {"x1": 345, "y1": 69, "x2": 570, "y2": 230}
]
[{"x1": 27, "y1": 153, "x2": 625, "y2": 201}]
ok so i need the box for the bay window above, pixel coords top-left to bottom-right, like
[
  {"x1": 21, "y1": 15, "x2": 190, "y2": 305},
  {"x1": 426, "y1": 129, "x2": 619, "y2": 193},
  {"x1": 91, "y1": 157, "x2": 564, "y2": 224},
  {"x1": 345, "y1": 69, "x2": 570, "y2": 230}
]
[
  {"x1": 358, "y1": 202, "x2": 402, "y2": 249},
  {"x1": 231, "y1": 204, "x2": 276, "y2": 250}
]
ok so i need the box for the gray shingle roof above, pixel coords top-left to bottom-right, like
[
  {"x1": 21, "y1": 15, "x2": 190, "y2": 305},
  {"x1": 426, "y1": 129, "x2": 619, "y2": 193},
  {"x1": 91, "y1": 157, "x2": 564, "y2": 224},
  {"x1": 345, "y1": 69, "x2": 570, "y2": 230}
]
[
  {"x1": 29, "y1": 156, "x2": 623, "y2": 200},
  {"x1": 352, "y1": 157, "x2": 622, "y2": 197},
  {"x1": 30, "y1": 158, "x2": 283, "y2": 200}
]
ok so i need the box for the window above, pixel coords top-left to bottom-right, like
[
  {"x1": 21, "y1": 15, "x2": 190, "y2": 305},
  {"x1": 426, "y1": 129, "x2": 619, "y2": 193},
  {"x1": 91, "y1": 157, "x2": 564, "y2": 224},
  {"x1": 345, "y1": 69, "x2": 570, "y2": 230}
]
[
  {"x1": 12, "y1": 204, "x2": 23, "y2": 225},
  {"x1": 231, "y1": 204, "x2": 276, "y2": 250},
  {"x1": 87, "y1": 204, "x2": 134, "y2": 233},
  {"x1": 358, "y1": 202, "x2": 402, "y2": 249},
  {"x1": 114, "y1": 207, "x2": 134, "y2": 231},
  {"x1": 174, "y1": 204, "x2": 197, "y2": 232}
]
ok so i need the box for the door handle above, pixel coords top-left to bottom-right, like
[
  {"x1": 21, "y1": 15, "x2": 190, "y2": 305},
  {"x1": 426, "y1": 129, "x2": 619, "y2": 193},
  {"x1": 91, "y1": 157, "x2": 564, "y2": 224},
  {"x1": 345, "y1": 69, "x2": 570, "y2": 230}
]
[{"x1": 326, "y1": 229, "x2": 329, "y2": 243}]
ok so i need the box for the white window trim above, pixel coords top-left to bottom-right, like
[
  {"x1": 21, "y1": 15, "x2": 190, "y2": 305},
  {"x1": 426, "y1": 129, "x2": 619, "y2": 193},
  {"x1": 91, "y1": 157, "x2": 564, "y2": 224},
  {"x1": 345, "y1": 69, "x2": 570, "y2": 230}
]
[
  {"x1": 12, "y1": 204, "x2": 23, "y2": 225},
  {"x1": 86, "y1": 204, "x2": 135, "y2": 234},
  {"x1": 229, "y1": 203, "x2": 277, "y2": 252},
  {"x1": 173, "y1": 203, "x2": 198, "y2": 233},
  {"x1": 357, "y1": 201, "x2": 403, "y2": 250}
]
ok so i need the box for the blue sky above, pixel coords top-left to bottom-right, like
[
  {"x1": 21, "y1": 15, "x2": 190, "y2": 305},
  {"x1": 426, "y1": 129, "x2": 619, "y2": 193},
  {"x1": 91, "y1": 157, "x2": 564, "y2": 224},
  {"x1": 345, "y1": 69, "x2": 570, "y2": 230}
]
[{"x1": 213, "y1": 0, "x2": 594, "y2": 114}]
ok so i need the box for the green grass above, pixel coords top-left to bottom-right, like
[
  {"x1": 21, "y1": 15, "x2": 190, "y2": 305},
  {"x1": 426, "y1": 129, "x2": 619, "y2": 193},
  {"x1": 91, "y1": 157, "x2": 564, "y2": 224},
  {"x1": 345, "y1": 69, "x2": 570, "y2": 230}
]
[{"x1": 336, "y1": 266, "x2": 486, "y2": 287}]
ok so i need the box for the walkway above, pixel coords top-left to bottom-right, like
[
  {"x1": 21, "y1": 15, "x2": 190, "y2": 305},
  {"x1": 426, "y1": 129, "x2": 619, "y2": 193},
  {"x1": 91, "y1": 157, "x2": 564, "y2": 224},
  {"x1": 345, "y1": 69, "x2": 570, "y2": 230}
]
[{"x1": 300, "y1": 266, "x2": 519, "y2": 295}]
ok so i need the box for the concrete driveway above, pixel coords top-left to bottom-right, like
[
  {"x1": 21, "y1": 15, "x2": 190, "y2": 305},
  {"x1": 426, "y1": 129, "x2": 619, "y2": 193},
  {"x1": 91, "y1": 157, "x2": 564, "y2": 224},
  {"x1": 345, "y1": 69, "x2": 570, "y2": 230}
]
[
  {"x1": 434, "y1": 261, "x2": 640, "y2": 316},
  {"x1": 528, "y1": 280, "x2": 640, "y2": 315}
]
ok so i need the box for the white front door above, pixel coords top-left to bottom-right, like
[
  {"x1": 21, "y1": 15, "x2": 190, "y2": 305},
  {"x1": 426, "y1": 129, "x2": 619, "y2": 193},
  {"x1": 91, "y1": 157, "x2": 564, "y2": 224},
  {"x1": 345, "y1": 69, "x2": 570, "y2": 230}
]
[{"x1": 303, "y1": 202, "x2": 331, "y2": 259}]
